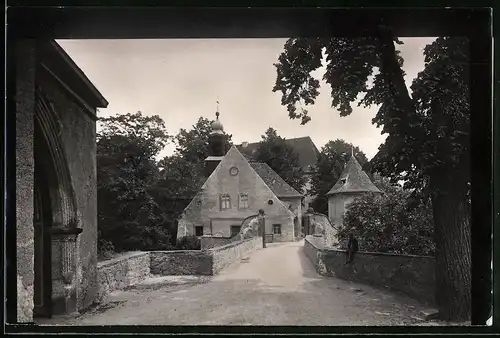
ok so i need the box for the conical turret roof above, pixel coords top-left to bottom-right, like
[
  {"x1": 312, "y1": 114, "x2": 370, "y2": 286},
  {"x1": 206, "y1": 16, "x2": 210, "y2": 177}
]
[{"x1": 326, "y1": 155, "x2": 382, "y2": 195}]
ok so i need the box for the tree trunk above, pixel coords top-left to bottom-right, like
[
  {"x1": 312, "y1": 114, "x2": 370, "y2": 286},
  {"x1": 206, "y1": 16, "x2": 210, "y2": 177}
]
[{"x1": 430, "y1": 177, "x2": 471, "y2": 321}]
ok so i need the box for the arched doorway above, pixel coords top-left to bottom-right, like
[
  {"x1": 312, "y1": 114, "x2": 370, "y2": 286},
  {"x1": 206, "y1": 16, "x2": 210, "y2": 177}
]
[
  {"x1": 33, "y1": 122, "x2": 53, "y2": 318},
  {"x1": 33, "y1": 86, "x2": 82, "y2": 317}
]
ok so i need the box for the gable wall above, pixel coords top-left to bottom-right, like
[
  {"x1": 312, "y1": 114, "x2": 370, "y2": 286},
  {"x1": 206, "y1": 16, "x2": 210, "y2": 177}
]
[{"x1": 178, "y1": 148, "x2": 295, "y2": 241}]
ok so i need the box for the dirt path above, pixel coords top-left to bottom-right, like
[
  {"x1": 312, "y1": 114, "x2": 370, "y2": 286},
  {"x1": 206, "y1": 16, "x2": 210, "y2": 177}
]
[{"x1": 41, "y1": 241, "x2": 439, "y2": 326}]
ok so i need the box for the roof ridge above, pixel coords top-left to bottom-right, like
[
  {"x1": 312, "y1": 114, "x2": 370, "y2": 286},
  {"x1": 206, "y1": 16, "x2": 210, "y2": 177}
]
[{"x1": 326, "y1": 155, "x2": 381, "y2": 195}]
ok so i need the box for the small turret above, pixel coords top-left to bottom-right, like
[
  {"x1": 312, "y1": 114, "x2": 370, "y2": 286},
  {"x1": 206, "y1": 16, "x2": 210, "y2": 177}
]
[{"x1": 204, "y1": 107, "x2": 227, "y2": 177}]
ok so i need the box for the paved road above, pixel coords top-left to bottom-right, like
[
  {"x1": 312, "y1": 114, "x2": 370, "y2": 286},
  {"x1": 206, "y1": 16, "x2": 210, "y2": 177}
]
[{"x1": 43, "y1": 241, "x2": 438, "y2": 326}]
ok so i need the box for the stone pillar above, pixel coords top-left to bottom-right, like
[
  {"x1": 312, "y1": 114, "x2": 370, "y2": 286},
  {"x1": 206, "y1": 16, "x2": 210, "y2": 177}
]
[
  {"x1": 258, "y1": 209, "x2": 266, "y2": 248},
  {"x1": 15, "y1": 40, "x2": 36, "y2": 323},
  {"x1": 51, "y1": 227, "x2": 82, "y2": 316}
]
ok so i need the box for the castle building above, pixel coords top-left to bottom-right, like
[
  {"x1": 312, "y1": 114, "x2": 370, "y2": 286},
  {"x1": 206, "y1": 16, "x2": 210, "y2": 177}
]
[
  {"x1": 177, "y1": 113, "x2": 302, "y2": 242},
  {"x1": 326, "y1": 154, "x2": 382, "y2": 226},
  {"x1": 14, "y1": 40, "x2": 108, "y2": 322},
  {"x1": 237, "y1": 136, "x2": 319, "y2": 209}
]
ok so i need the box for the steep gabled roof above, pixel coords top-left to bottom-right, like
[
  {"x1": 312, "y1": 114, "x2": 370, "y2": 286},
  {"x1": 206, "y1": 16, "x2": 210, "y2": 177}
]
[
  {"x1": 249, "y1": 162, "x2": 303, "y2": 198},
  {"x1": 237, "y1": 136, "x2": 319, "y2": 171},
  {"x1": 179, "y1": 145, "x2": 296, "y2": 221},
  {"x1": 326, "y1": 155, "x2": 382, "y2": 195}
]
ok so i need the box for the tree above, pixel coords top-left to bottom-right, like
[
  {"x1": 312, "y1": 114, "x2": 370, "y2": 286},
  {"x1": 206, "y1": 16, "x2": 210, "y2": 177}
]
[
  {"x1": 338, "y1": 177, "x2": 435, "y2": 256},
  {"x1": 309, "y1": 139, "x2": 368, "y2": 214},
  {"x1": 273, "y1": 34, "x2": 471, "y2": 320},
  {"x1": 255, "y1": 127, "x2": 306, "y2": 193},
  {"x1": 97, "y1": 112, "x2": 173, "y2": 252},
  {"x1": 174, "y1": 116, "x2": 233, "y2": 165}
]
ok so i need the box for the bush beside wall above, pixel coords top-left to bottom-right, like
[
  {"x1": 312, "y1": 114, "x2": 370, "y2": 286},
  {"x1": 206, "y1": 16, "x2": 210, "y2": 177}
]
[{"x1": 304, "y1": 236, "x2": 435, "y2": 305}]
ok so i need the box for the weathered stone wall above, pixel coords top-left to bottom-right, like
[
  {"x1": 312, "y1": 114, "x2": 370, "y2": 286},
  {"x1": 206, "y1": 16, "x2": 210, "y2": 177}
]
[
  {"x1": 38, "y1": 68, "x2": 99, "y2": 311},
  {"x1": 307, "y1": 212, "x2": 339, "y2": 247},
  {"x1": 96, "y1": 252, "x2": 150, "y2": 302},
  {"x1": 150, "y1": 250, "x2": 213, "y2": 276},
  {"x1": 150, "y1": 237, "x2": 262, "y2": 276},
  {"x1": 304, "y1": 236, "x2": 436, "y2": 305},
  {"x1": 200, "y1": 236, "x2": 233, "y2": 250},
  {"x1": 15, "y1": 40, "x2": 36, "y2": 323},
  {"x1": 210, "y1": 237, "x2": 262, "y2": 274},
  {"x1": 94, "y1": 238, "x2": 262, "y2": 302}
]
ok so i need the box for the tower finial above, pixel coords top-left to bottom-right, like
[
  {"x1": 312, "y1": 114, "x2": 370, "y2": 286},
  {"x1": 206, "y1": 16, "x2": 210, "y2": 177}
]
[{"x1": 216, "y1": 96, "x2": 220, "y2": 120}]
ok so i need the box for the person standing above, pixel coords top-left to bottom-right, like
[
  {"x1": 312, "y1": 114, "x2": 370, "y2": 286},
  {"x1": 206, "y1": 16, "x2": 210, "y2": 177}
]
[{"x1": 345, "y1": 233, "x2": 358, "y2": 265}]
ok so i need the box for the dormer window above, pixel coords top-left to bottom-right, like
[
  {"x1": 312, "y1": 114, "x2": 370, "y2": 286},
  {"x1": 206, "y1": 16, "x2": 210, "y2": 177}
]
[
  {"x1": 220, "y1": 194, "x2": 231, "y2": 210},
  {"x1": 339, "y1": 174, "x2": 349, "y2": 185}
]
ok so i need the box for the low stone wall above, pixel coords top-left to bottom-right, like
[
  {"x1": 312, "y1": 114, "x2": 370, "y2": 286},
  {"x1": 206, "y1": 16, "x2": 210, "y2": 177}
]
[
  {"x1": 304, "y1": 236, "x2": 435, "y2": 305},
  {"x1": 200, "y1": 236, "x2": 233, "y2": 250},
  {"x1": 150, "y1": 250, "x2": 213, "y2": 276},
  {"x1": 210, "y1": 237, "x2": 262, "y2": 274},
  {"x1": 151, "y1": 237, "x2": 262, "y2": 276},
  {"x1": 96, "y1": 252, "x2": 150, "y2": 302},
  {"x1": 95, "y1": 238, "x2": 262, "y2": 302},
  {"x1": 308, "y1": 212, "x2": 339, "y2": 247}
]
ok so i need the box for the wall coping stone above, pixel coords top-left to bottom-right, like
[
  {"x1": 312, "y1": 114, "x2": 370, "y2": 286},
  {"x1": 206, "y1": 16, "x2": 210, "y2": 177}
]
[
  {"x1": 208, "y1": 237, "x2": 259, "y2": 253},
  {"x1": 305, "y1": 236, "x2": 435, "y2": 259},
  {"x1": 97, "y1": 251, "x2": 150, "y2": 269}
]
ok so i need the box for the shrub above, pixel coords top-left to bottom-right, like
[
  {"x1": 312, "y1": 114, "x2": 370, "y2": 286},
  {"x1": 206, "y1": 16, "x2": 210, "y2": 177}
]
[
  {"x1": 337, "y1": 183, "x2": 435, "y2": 256},
  {"x1": 175, "y1": 235, "x2": 201, "y2": 250},
  {"x1": 97, "y1": 230, "x2": 116, "y2": 261}
]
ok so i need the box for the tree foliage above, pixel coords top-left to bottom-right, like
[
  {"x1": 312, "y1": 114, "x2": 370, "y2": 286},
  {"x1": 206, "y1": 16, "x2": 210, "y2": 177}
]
[
  {"x1": 97, "y1": 112, "x2": 173, "y2": 254},
  {"x1": 175, "y1": 235, "x2": 201, "y2": 250},
  {"x1": 173, "y1": 117, "x2": 233, "y2": 164},
  {"x1": 338, "y1": 178, "x2": 435, "y2": 256},
  {"x1": 151, "y1": 117, "x2": 233, "y2": 240},
  {"x1": 308, "y1": 139, "x2": 368, "y2": 214},
  {"x1": 255, "y1": 127, "x2": 306, "y2": 193},
  {"x1": 273, "y1": 33, "x2": 472, "y2": 320}
]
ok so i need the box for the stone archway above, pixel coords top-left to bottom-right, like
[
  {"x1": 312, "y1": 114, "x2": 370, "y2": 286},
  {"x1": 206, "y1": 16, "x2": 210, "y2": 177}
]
[
  {"x1": 33, "y1": 155, "x2": 53, "y2": 318},
  {"x1": 33, "y1": 86, "x2": 82, "y2": 317}
]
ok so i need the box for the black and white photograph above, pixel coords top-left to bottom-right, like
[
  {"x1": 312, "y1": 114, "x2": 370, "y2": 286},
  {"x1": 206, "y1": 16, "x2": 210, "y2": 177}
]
[{"x1": 6, "y1": 6, "x2": 493, "y2": 332}]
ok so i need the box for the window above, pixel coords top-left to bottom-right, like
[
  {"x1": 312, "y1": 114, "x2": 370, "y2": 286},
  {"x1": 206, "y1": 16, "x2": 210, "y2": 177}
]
[
  {"x1": 239, "y1": 193, "x2": 249, "y2": 209},
  {"x1": 220, "y1": 194, "x2": 231, "y2": 210},
  {"x1": 230, "y1": 225, "x2": 241, "y2": 237},
  {"x1": 195, "y1": 226, "x2": 204, "y2": 236},
  {"x1": 273, "y1": 224, "x2": 282, "y2": 235}
]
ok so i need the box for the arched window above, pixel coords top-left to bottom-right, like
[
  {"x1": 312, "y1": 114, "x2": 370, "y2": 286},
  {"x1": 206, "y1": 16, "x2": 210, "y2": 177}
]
[
  {"x1": 220, "y1": 194, "x2": 231, "y2": 210},
  {"x1": 239, "y1": 193, "x2": 249, "y2": 209}
]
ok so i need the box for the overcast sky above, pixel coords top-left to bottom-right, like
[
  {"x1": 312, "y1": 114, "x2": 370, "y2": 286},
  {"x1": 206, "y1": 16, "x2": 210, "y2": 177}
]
[{"x1": 58, "y1": 37, "x2": 435, "y2": 160}]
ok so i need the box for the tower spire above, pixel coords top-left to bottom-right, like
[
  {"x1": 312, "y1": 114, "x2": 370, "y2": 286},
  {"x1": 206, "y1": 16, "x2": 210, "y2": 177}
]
[
  {"x1": 351, "y1": 146, "x2": 354, "y2": 158},
  {"x1": 216, "y1": 96, "x2": 220, "y2": 120}
]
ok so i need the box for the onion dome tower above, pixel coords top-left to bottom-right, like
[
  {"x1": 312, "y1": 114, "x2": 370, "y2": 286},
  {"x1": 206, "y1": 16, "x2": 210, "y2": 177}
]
[{"x1": 204, "y1": 106, "x2": 227, "y2": 177}]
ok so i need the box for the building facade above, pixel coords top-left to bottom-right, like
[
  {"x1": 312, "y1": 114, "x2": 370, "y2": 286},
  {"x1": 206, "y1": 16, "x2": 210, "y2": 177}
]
[
  {"x1": 177, "y1": 146, "x2": 297, "y2": 242},
  {"x1": 14, "y1": 40, "x2": 108, "y2": 322},
  {"x1": 177, "y1": 114, "x2": 301, "y2": 242},
  {"x1": 326, "y1": 155, "x2": 382, "y2": 226},
  {"x1": 237, "y1": 136, "x2": 320, "y2": 209}
]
